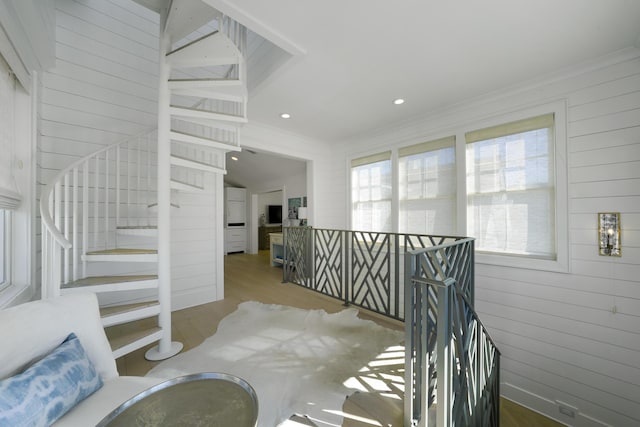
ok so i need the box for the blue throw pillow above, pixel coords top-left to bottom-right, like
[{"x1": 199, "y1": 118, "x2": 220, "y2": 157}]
[{"x1": 0, "y1": 333, "x2": 103, "y2": 427}]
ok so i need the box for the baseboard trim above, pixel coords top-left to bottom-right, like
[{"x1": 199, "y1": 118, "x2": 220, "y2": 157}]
[
  {"x1": 172, "y1": 287, "x2": 220, "y2": 311},
  {"x1": 502, "y1": 382, "x2": 612, "y2": 427}
]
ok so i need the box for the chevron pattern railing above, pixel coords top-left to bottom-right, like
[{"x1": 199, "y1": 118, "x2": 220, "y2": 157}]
[
  {"x1": 405, "y1": 243, "x2": 500, "y2": 427},
  {"x1": 283, "y1": 227, "x2": 472, "y2": 321},
  {"x1": 282, "y1": 228, "x2": 498, "y2": 427}
]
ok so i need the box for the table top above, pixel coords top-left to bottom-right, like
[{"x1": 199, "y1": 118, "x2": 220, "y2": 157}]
[{"x1": 97, "y1": 373, "x2": 258, "y2": 427}]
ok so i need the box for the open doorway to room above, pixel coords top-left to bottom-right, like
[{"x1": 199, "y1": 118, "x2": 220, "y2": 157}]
[{"x1": 224, "y1": 148, "x2": 308, "y2": 268}]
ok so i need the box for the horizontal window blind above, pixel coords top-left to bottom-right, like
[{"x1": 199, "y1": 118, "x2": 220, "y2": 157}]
[
  {"x1": 351, "y1": 151, "x2": 391, "y2": 168},
  {"x1": 399, "y1": 136, "x2": 456, "y2": 235},
  {"x1": 465, "y1": 113, "x2": 554, "y2": 144},
  {"x1": 351, "y1": 152, "x2": 392, "y2": 232},
  {"x1": 466, "y1": 115, "x2": 555, "y2": 258}
]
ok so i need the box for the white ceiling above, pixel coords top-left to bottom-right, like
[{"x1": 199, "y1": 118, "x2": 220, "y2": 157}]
[
  {"x1": 211, "y1": 0, "x2": 640, "y2": 142},
  {"x1": 224, "y1": 148, "x2": 306, "y2": 189}
]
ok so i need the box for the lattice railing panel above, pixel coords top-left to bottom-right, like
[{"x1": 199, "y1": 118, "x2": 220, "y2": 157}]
[
  {"x1": 351, "y1": 231, "x2": 395, "y2": 317},
  {"x1": 283, "y1": 227, "x2": 309, "y2": 286},
  {"x1": 313, "y1": 229, "x2": 343, "y2": 299}
]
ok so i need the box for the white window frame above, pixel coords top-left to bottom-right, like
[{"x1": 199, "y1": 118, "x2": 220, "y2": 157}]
[
  {"x1": 0, "y1": 210, "x2": 9, "y2": 291},
  {"x1": 460, "y1": 100, "x2": 568, "y2": 273}
]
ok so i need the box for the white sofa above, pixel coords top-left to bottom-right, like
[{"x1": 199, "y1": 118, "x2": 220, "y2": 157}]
[{"x1": 0, "y1": 292, "x2": 163, "y2": 426}]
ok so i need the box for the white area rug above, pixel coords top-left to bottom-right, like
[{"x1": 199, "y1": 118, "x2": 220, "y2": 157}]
[{"x1": 147, "y1": 301, "x2": 403, "y2": 426}]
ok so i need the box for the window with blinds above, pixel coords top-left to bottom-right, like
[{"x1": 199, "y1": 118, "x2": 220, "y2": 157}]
[
  {"x1": 465, "y1": 113, "x2": 556, "y2": 258},
  {"x1": 399, "y1": 136, "x2": 456, "y2": 235},
  {"x1": 351, "y1": 151, "x2": 392, "y2": 232}
]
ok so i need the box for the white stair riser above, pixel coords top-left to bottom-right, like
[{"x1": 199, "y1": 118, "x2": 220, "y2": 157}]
[
  {"x1": 112, "y1": 329, "x2": 164, "y2": 359},
  {"x1": 82, "y1": 254, "x2": 158, "y2": 263}
]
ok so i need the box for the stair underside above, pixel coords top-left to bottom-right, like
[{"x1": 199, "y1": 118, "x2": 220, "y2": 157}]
[
  {"x1": 168, "y1": 78, "x2": 243, "y2": 90},
  {"x1": 170, "y1": 130, "x2": 241, "y2": 151},
  {"x1": 171, "y1": 179, "x2": 205, "y2": 192},
  {"x1": 166, "y1": 30, "x2": 240, "y2": 68},
  {"x1": 170, "y1": 105, "x2": 247, "y2": 124},
  {"x1": 171, "y1": 154, "x2": 226, "y2": 174},
  {"x1": 170, "y1": 85, "x2": 247, "y2": 102}
]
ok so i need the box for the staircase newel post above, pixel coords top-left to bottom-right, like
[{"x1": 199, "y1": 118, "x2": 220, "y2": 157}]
[{"x1": 145, "y1": 7, "x2": 183, "y2": 361}]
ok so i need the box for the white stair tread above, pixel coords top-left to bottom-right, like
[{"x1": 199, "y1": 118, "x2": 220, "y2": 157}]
[
  {"x1": 61, "y1": 275, "x2": 159, "y2": 294},
  {"x1": 64, "y1": 274, "x2": 158, "y2": 287},
  {"x1": 170, "y1": 130, "x2": 241, "y2": 151},
  {"x1": 109, "y1": 326, "x2": 163, "y2": 359},
  {"x1": 100, "y1": 301, "x2": 160, "y2": 317},
  {"x1": 100, "y1": 301, "x2": 161, "y2": 327},
  {"x1": 170, "y1": 105, "x2": 247, "y2": 124},
  {"x1": 171, "y1": 154, "x2": 226, "y2": 174},
  {"x1": 166, "y1": 30, "x2": 241, "y2": 68}
]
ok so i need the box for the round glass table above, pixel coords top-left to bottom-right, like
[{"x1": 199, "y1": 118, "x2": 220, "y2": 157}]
[{"x1": 97, "y1": 373, "x2": 258, "y2": 427}]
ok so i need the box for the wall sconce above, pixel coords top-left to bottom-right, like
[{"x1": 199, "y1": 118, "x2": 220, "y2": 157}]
[
  {"x1": 297, "y1": 207, "x2": 308, "y2": 227},
  {"x1": 598, "y1": 212, "x2": 621, "y2": 256}
]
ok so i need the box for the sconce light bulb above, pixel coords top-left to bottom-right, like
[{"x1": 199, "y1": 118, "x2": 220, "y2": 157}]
[{"x1": 607, "y1": 228, "x2": 614, "y2": 236}]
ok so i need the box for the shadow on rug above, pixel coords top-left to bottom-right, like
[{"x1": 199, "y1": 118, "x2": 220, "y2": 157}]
[{"x1": 146, "y1": 301, "x2": 404, "y2": 426}]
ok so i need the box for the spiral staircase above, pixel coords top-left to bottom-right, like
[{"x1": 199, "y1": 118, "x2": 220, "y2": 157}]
[{"x1": 40, "y1": 0, "x2": 247, "y2": 360}]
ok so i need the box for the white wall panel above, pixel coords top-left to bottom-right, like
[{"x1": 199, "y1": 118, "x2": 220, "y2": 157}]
[{"x1": 320, "y1": 50, "x2": 640, "y2": 425}]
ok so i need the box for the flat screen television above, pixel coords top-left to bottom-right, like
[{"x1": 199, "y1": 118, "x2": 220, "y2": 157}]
[{"x1": 267, "y1": 205, "x2": 282, "y2": 224}]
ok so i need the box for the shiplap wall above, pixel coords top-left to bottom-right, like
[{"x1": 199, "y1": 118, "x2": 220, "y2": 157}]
[
  {"x1": 320, "y1": 50, "x2": 640, "y2": 426},
  {"x1": 38, "y1": 0, "x2": 221, "y2": 309}
]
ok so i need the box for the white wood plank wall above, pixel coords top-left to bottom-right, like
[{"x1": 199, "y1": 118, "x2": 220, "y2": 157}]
[
  {"x1": 37, "y1": 0, "x2": 160, "y2": 289},
  {"x1": 322, "y1": 51, "x2": 640, "y2": 426},
  {"x1": 37, "y1": 0, "x2": 222, "y2": 309}
]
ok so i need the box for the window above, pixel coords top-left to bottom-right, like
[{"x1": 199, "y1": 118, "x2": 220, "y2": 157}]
[
  {"x1": 465, "y1": 114, "x2": 556, "y2": 259},
  {"x1": 399, "y1": 136, "x2": 456, "y2": 235},
  {"x1": 0, "y1": 54, "x2": 22, "y2": 299},
  {"x1": 351, "y1": 152, "x2": 392, "y2": 232}
]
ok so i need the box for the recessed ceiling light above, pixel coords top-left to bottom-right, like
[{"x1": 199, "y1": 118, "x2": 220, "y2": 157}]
[
  {"x1": 393, "y1": 98, "x2": 405, "y2": 105},
  {"x1": 280, "y1": 113, "x2": 291, "y2": 119},
  {"x1": 231, "y1": 156, "x2": 238, "y2": 161}
]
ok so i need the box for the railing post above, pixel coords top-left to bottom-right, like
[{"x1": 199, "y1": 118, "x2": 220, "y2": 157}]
[
  {"x1": 82, "y1": 165, "x2": 89, "y2": 276},
  {"x1": 404, "y1": 252, "x2": 416, "y2": 426},
  {"x1": 436, "y1": 279, "x2": 454, "y2": 427},
  {"x1": 72, "y1": 168, "x2": 78, "y2": 281},
  {"x1": 344, "y1": 230, "x2": 350, "y2": 306},
  {"x1": 144, "y1": 10, "x2": 182, "y2": 361}
]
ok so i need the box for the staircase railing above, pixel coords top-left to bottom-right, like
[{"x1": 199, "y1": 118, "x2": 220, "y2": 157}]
[
  {"x1": 282, "y1": 227, "x2": 499, "y2": 426},
  {"x1": 282, "y1": 227, "x2": 474, "y2": 320},
  {"x1": 405, "y1": 241, "x2": 500, "y2": 427},
  {"x1": 40, "y1": 129, "x2": 157, "y2": 298}
]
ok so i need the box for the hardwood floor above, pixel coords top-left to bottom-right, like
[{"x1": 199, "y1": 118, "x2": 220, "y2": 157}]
[{"x1": 113, "y1": 251, "x2": 564, "y2": 427}]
